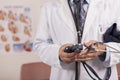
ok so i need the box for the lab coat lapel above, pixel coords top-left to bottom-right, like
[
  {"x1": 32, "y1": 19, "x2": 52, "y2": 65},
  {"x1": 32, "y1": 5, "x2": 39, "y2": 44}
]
[
  {"x1": 59, "y1": 0, "x2": 77, "y2": 34},
  {"x1": 59, "y1": 0, "x2": 104, "y2": 42},
  {"x1": 82, "y1": 0, "x2": 104, "y2": 41}
]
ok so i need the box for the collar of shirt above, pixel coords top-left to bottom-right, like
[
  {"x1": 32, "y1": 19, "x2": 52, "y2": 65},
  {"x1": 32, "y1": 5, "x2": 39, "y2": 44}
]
[
  {"x1": 69, "y1": 0, "x2": 90, "y2": 13},
  {"x1": 70, "y1": 0, "x2": 90, "y2": 4}
]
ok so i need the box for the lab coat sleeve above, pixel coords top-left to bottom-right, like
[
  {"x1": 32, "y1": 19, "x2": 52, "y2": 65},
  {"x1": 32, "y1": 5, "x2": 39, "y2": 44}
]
[
  {"x1": 33, "y1": 6, "x2": 61, "y2": 68},
  {"x1": 103, "y1": 43, "x2": 120, "y2": 67}
]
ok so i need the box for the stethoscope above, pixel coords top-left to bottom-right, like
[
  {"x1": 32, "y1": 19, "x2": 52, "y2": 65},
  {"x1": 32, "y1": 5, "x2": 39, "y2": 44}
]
[{"x1": 67, "y1": 0, "x2": 112, "y2": 80}]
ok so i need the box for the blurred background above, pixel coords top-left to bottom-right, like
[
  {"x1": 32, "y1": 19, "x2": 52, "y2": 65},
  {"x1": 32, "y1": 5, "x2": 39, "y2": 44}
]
[
  {"x1": 0, "y1": 0, "x2": 50, "y2": 80},
  {"x1": 0, "y1": 0, "x2": 120, "y2": 80}
]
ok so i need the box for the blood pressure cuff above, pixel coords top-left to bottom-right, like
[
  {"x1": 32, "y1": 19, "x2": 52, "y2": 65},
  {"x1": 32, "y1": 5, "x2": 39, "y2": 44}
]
[
  {"x1": 99, "y1": 23, "x2": 120, "y2": 61},
  {"x1": 103, "y1": 23, "x2": 120, "y2": 43}
]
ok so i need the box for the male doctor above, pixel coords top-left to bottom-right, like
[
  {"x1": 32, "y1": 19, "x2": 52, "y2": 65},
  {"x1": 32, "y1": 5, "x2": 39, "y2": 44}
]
[{"x1": 33, "y1": 0, "x2": 120, "y2": 80}]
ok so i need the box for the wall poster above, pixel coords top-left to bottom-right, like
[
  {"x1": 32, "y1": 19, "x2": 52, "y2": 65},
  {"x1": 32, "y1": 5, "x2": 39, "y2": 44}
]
[{"x1": 0, "y1": 5, "x2": 33, "y2": 54}]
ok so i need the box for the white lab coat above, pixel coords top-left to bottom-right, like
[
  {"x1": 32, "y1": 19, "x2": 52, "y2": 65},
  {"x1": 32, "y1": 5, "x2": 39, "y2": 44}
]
[{"x1": 33, "y1": 0, "x2": 120, "y2": 80}]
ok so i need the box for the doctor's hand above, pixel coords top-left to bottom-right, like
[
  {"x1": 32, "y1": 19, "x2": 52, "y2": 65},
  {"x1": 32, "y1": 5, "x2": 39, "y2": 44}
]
[
  {"x1": 59, "y1": 44, "x2": 77, "y2": 64},
  {"x1": 75, "y1": 40, "x2": 106, "y2": 61}
]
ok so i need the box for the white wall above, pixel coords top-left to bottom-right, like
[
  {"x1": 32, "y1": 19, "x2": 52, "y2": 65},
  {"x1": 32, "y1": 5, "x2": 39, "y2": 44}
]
[{"x1": 0, "y1": 0, "x2": 48, "y2": 80}]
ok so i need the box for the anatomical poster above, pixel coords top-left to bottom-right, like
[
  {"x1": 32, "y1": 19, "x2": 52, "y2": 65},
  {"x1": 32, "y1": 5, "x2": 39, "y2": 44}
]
[{"x1": 0, "y1": 5, "x2": 33, "y2": 54}]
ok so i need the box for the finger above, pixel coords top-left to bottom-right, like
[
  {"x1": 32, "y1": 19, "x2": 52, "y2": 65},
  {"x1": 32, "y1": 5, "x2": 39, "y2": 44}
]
[
  {"x1": 63, "y1": 57, "x2": 75, "y2": 63},
  {"x1": 88, "y1": 49, "x2": 97, "y2": 53},
  {"x1": 84, "y1": 40, "x2": 97, "y2": 47},
  {"x1": 64, "y1": 53, "x2": 77, "y2": 58},
  {"x1": 75, "y1": 54, "x2": 87, "y2": 60},
  {"x1": 85, "y1": 52, "x2": 98, "y2": 58},
  {"x1": 76, "y1": 52, "x2": 98, "y2": 60},
  {"x1": 79, "y1": 49, "x2": 89, "y2": 55},
  {"x1": 59, "y1": 44, "x2": 76, "y2": 59},
  {"x1": 75, "y1": 57, "x2": 93, "y2": 61}
]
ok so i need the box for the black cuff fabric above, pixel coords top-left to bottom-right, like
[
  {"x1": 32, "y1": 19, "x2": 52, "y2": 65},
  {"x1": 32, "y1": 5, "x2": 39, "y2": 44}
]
[{"x1": 99, "y1": 52, "x2": 106, "y2": 61}]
